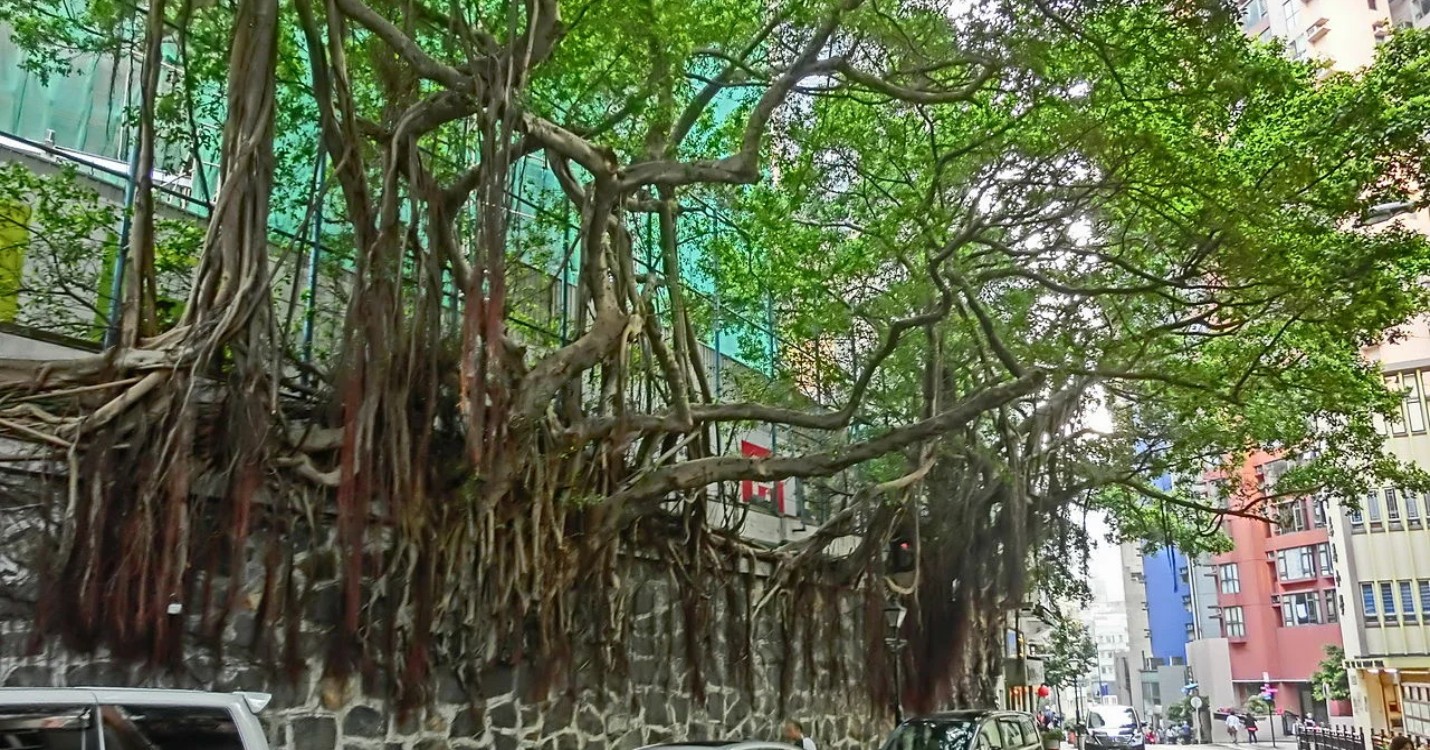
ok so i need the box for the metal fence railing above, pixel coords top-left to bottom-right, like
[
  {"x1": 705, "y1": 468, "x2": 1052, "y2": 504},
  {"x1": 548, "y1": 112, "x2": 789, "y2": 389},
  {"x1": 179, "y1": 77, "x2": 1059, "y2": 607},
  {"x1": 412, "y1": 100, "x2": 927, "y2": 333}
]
[
  {"x1": 1298, "y1": 725, "x2": 1430, "y2": 750},
  {"x1": 1299, "y1": 726, "x2": 1371, "y2": 750}
]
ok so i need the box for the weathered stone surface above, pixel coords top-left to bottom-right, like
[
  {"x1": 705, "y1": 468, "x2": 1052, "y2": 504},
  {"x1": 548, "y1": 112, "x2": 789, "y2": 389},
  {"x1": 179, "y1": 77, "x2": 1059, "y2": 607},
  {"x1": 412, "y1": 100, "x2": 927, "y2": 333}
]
[
  {"x1": 344, "y1": 706, "x2": 385, "y2": 738},
  {"x1": 66, "y1": 662, "x2": 129, "y2": 687},
  {"x1": 449, "y1": 706, "x2": 482, "y2": 738},
  {"x1": 293, "y1": 717, "x2": 337, "y2": 750},
  {"x1": 483, "y1": 665, "x2": 515, "y2": 697},
  {"x1": 0, "y1": 555, "x2": 882, "y2": 750},
  {"x1": 489, "y1": 700, "x2": 519, "y2": 731},
  {"x1": 3, "y1": 665, "x2": 53, "y2": 687}
]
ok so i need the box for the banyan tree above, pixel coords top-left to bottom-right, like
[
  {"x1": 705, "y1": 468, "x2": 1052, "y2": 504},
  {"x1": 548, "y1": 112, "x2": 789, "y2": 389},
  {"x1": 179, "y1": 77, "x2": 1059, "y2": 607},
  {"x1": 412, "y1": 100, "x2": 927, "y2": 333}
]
[{"x1": 1, "y1": 0, "x2": 1429, "y2": 714}]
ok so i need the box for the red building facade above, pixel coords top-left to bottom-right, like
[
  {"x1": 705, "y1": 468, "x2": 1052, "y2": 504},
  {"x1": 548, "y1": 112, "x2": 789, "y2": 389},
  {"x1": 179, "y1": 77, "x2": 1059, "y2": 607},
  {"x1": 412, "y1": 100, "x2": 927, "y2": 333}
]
[{"x1": 1208, "y1": 452, "x2": 1344, "y2": 718}]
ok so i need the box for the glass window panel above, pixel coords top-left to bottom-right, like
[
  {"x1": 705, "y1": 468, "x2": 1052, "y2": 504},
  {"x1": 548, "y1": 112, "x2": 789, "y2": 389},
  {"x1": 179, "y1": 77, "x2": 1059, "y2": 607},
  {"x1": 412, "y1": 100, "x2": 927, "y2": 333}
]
[
  {"x1": 1363, "y1": 583, "x2": 1378, "y2": 616},
  {"x1": 1383, "y1": 582, "x2": 1398, "y2": 615}
]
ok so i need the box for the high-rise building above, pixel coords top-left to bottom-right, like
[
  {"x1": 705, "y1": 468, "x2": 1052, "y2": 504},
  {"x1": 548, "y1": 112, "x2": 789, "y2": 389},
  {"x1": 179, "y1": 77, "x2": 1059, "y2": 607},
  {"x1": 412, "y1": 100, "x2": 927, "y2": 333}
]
[
  {"x1": 1121, "y1": 543, "x2": 1152, "y2": 715},
  {"x1": 1238, "y1": 0, "x2": 1430, "y2": 740},
  {"x1": 1325, "y1": 324, "x2": 1430, "y2": 739},
  {"x1": 1205, "y1": 454, "x2": 1343, "y2": 717}
]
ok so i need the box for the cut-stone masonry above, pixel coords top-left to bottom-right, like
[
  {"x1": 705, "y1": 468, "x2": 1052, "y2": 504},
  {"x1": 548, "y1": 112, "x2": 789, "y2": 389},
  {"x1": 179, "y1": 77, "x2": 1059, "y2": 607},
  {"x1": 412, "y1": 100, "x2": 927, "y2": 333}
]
[{"x1": 0, "y1": 556, "x2": 888, "y2": 750}]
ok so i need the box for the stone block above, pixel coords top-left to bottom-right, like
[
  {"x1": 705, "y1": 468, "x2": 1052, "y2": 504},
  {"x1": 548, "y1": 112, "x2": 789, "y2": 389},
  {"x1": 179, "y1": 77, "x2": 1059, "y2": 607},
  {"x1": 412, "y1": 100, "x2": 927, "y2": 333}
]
[
  {"x1": 414, "y1": 739, "x2": 449, "y2": 750},
  {"x1": 391, "y1": 711, "x2": 420, "y2": 736},
  {"x1": 612, "y1": 730, "x2": 644, "y2": 750},
  {"x1": 344, "y1": 706, "x2": 385, "y2": 738},
  {"x1": 293, "y1": 717, "x2": 337, "y2": 750},
  {"x1": 66, "y1": 662, "x2": 129, "y2": 687},
  {"x1": 576, "y1": 706, "x2": 604, "y2": 735},
  {"x1": 435, "y1": 668, "x2": 465, "y2": 704},
  {"x1": 482, "y1": 665, "x2": 515, "y2": 698},
  {"x1": 449, "y1": 706, "x2": 482, "y2": 738},
  {"x1": 492, "y1": 732, "x2": 518, "y2": 750},
  {"x1": 489, "y1": 700, "x2": 519, "y2": 731},
  {"x1": 4, "y1": 665, "x2": 54, "y2": 687}
]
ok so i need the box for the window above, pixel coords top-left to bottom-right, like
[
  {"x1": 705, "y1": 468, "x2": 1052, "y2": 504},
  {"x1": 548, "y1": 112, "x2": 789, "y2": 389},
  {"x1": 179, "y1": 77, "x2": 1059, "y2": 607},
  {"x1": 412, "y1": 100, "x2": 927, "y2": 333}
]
[
  {"x1": 1368, "y1": 490, "x2": 1383, "y2": 523},
  {"x1": 1420, "y1": 580, "x2": 1430, "y2": 616},
  {"x1": 1325, "y1": 589, "x2": 1338, "y2": 623},
  {"x1": 1390, "y1": 377, "x2": 1409, "y2": 435},
  {"x1": 1186, "y1": 622, "x2": 1196, "y2": 639},
  {"x1": 997, "y1": 718, "x2": 1025, "y2": 748},
  {"x1": 1407, "y1": 491, "x2": 1422, "y2": 522},
  {"x1": 978, "y1": 719, "x2": 1006, "y2": 750},
  {"x1": 1220, "y1": 564, "x2": 1242, "y2": 594},
  {"x1": 1363, "y1": 583, "x2": 1378, "y2": 617},
  {"x1": 1283, "y1": 592, "x2": 1322, "y2": 626},
  {"x1": 1225, "y1": 606, "x2": 1246, "y2": 638},
  {"x1": 1406, "y1": 373, "x2": 1427, "y2": 432},
  {"x1": 1277, "y1": 499, "x2": 1309, "y2": 533},
  {"x1": 1403, "y1": 582, "x2": 1418, "y2": 619},
  {"x1": 1387, "y1": 489, "x2": 1402, "y2": 522},
  {"x1": 1313, "y1": 498, "x2": 1328, "y2": 528},
  {"x1": 1350, "y1": 505, "x2": 1364, "y2": 525},
  {"x1": 1243, "y1": 0, "x2": 1268, "y2": 27},
  {"x1": 1318, "y1": 543, "x2": 1332, "y2": 576},
  {"x1": 1383, "y1": 582, "x2": 1398, "y2": 616},
  {"x1": 1277, "y1": 545, "x2": 1322, "y2": 581}
]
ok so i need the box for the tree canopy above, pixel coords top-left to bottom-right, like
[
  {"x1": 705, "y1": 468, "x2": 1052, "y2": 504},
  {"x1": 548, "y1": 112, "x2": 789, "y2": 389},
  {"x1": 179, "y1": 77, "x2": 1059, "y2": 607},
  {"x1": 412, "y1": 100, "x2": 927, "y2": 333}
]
[{"x1": 1, "y1": 0, "x2": 1429, "y2": 712}]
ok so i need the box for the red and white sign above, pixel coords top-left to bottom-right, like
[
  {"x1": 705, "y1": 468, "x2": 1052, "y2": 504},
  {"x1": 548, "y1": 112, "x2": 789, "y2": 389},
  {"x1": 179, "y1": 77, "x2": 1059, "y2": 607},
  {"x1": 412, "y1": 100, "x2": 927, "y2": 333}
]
[{"x1": 739, "y1": 439, "x2": 795, "y2": 516}]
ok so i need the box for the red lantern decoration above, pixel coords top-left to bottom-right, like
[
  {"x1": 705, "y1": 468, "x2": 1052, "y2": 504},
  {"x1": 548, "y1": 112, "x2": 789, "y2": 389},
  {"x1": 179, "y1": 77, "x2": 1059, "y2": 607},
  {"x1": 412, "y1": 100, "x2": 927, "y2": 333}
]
[{"x1": 1037, "y1": 685, "x2": 1051, "y2": 698}]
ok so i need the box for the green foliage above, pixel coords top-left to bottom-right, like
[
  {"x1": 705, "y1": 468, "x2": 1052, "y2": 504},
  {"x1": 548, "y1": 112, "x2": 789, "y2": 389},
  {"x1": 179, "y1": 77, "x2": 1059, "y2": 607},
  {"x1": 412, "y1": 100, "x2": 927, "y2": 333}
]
[
  {"x1": 1244, "y1": 696, "x2": 1272, "y2": 718},
  {"x1": 1042, "y1": 616, "x2": 1098, "y2": 690},
  {"x1": 1312, "y1": 645, "x2": 1351, "y2": 702},
  {"x1": 7, "y1": 0, "x2": 1430, "y2": 713}
]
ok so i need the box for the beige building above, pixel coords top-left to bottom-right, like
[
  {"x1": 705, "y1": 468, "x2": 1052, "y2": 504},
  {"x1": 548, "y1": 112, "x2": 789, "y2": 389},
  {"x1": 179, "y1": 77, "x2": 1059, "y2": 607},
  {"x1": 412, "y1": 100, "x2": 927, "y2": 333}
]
[
  {"x1": 1241, "y1": 0, "x2": 1430, "y2": 741},
  {"x1": 1327, "y1": 324, "x2": 1430, "y2": 740}
]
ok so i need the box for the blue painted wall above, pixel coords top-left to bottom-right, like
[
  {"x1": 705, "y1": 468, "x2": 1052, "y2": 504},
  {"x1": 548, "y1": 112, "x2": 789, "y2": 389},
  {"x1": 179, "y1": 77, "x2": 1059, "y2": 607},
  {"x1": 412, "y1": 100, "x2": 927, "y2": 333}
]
[{"x1": 1144, "y1": 545, "x2": 1194, "y2": 661}]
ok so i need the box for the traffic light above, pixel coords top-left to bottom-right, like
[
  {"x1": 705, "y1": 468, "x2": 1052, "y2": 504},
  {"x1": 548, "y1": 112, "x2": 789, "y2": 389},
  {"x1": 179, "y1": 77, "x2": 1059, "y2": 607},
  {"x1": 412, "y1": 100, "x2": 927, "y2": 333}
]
[{"x1": 889, "y1": 536, "x2": 916, "y2": 573}]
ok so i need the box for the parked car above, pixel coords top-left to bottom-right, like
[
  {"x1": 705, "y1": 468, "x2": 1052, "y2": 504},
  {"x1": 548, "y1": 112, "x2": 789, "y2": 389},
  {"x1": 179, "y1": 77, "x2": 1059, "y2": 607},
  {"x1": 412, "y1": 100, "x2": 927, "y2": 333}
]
[
  {"x1": 0, "y1": 688, "x2": 271, "y2": 750},
  {"x1": 640, "y1": 744, "x2": 799, "y2": 750},
  {"x1": 881, "y1": 709, "x2": 1046, "y2": 750},
  {"x1": 1081, "y1": 705, "x2": 1145, "y2": 750}
]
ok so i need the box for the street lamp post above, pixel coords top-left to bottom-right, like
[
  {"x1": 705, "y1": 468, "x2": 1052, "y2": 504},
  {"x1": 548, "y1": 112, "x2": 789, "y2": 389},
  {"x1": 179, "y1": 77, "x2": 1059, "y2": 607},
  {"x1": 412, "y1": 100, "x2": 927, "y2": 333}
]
[{"x1": 885, "y1": 602, "x2": 908, "y2": 725}]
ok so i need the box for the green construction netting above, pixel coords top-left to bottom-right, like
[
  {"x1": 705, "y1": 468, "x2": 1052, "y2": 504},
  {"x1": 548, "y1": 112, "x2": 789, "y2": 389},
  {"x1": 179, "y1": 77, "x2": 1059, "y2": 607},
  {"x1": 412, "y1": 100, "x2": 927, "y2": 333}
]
[{"x1": 0, "y1": 25, "x2": 781, "y2": 374}]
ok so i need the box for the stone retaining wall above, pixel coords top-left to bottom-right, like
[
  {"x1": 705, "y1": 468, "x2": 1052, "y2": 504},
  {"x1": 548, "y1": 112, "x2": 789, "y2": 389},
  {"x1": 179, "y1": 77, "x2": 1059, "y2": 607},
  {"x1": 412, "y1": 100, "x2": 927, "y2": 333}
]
[{"x1": 0, "y1": 555, "x2": 886, "y2": 750}]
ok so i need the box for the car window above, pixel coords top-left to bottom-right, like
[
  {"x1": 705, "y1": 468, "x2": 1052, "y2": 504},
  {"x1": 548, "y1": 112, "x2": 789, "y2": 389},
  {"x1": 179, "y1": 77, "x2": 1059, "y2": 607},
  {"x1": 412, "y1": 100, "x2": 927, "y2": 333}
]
[
  {"x1": 0, "y1": 704, "x2": 101, "y2": 750},
  {"x1": 1018, "y1": 717, "x2": 1040, "y2": 746},
  {"x1": 1090, "y1": 708, "x2": 1138, "y2": 731},
  {"x1": 882, "y1": 720, "x2": 980, "y2": 750},
  {"x1": 996, "y1": 719, "x2": 1022, "y2": 748},
  {"x1": 100, "y1": 705, "x2": 243, "y2": 750},
  {"x1": 976, "y1": 721, "x2": 1005, "y2": 750}
]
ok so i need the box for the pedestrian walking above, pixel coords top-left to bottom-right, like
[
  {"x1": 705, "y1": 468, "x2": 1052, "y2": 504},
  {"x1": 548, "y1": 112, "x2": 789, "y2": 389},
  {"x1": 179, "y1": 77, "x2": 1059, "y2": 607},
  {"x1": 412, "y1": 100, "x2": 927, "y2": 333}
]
[
  {"x1": 1225, "y1": 713, "x2": 1244, "y2": 745},
  {"x1": 1245, "y1": 715, "x2": 1259, "y2": 743},
  {"x1": 785, "y1": 720, "x2": 817, "y2": 750}
]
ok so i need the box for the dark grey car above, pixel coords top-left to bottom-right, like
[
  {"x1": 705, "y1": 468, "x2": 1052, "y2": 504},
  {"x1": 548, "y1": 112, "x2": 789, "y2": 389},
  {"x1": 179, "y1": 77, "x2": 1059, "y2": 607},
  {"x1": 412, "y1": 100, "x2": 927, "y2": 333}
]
[{"x1": 1082, "y1": 705, "x2": 1144, "y2": 750}]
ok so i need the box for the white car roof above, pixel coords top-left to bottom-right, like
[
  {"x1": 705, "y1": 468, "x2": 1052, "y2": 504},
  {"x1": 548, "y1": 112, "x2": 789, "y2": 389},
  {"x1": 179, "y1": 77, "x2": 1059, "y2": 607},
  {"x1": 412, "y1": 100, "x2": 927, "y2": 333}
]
[{"x1": 0, "y1": 688, "x2": 271, "y2": 715}]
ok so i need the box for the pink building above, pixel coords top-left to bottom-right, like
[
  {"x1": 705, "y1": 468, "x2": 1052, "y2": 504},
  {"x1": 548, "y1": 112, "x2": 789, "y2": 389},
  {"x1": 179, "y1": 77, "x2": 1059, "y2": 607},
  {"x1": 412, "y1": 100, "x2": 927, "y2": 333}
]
[{"x1": 1208, "y1": 452, "x2": 1344, "y2": 718}]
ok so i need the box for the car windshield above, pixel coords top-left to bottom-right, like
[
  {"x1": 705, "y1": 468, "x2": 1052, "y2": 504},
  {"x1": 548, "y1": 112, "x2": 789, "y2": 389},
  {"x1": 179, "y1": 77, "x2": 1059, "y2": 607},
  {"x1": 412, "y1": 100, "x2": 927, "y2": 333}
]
[
  {"x1": 1089, "y1": 709, "x2": 1138, "y2": 730},
  {"x1": 882, "y1": 720, "x2": 980, "y2": 750}
]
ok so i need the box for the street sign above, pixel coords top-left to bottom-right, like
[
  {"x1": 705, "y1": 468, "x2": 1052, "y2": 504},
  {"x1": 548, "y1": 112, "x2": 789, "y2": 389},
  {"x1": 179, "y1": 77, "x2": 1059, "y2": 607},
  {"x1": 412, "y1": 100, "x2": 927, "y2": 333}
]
[{"x1": 1191, "y1": 697, "x2": 1204, "y2": 710}]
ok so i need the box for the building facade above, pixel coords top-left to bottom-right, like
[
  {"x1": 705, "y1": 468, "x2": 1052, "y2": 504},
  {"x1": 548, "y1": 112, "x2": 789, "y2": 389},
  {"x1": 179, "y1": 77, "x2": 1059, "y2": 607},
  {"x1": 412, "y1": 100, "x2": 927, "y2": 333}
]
[
  {"x1": 1326, "y1": 322, "x2": 1430, "y2": 740},
  {"x1": 1238, "y1": 0, "x2": 1430, "y2": 740},
  {"x1": 1206, "y1": 453, "x2": 1343, "y2": 718}
]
